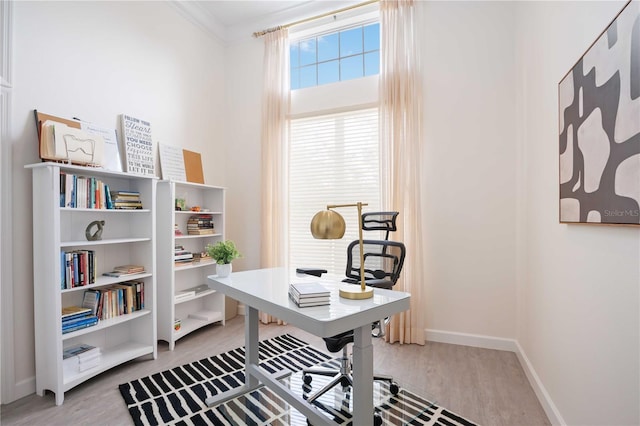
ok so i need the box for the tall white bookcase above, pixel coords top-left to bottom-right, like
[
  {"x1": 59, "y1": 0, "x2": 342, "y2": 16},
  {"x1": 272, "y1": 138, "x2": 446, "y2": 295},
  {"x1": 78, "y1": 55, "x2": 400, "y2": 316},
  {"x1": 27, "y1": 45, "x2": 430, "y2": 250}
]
[
  {"x1": 27, "y1": 163, "x2": 157, "y2": 405},
  {"x1": 157, "y1": 181, "x2": 225, "y2": 350}
]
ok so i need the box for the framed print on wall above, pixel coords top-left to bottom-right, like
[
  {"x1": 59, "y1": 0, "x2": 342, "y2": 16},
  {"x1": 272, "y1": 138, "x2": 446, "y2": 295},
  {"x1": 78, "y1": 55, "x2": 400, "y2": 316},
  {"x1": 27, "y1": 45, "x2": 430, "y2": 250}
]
[{"x1": 558, "y1": 0, "x2": 640, "y2": 225}]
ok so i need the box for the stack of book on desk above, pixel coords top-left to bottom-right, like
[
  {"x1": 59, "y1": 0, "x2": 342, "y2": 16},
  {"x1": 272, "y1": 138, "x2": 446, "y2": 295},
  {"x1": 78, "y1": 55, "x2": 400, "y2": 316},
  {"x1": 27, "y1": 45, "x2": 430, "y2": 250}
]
[{"x1": 288, "y1": 282, "x2": 330, "y2": 307}]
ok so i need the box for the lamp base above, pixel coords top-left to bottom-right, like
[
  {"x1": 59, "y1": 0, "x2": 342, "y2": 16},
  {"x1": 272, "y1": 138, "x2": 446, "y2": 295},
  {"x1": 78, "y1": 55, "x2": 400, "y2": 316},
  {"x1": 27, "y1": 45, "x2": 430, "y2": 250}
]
[{"x1": 339, "y1": 285, "x2": 374, "y2": 300}]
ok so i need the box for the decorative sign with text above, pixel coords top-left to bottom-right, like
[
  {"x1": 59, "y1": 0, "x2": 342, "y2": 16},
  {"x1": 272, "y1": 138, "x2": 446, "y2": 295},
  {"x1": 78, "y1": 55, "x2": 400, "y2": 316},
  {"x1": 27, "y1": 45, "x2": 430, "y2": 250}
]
[{"x1": 120, "y1": 114, "x2": 155, "y2": 176}]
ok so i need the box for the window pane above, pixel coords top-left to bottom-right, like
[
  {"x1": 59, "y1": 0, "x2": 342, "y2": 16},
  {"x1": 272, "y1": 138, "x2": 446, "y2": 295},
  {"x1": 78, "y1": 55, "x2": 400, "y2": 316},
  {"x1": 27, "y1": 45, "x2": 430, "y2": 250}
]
[
  {"x1": 340, "y1": 55, "x2": 363, "y2": 81},
  {"x1": 290, "y1": 43, "x2": 299, "y2": 67},
  {"x1": 299, "y1": 65, "x2": 317, "y2": 88},
  {"x1": 363, "y1": 23, "x2": 379, "y2": 52},
  {"x1": 290, "y1": 67, "x2": 300, "y2": 90},
  {"x1": 364, "y1": 51, "x2": 379, "y2": 76},
  {"x1": 299, "y1": 38, "x2": 317, "y2": 66},
  {"x1": 340, "y1": 27, "x2": 363, "y2": 56},
  {"x1": 318, "y1": 60, "x2": 339, "y2": 85},
  {"x1": 318, "y1": 33, "x2": 339, "y2": 62},
  {"x1": 289, "y1": 109, "x2": 380, "y2": 276}
]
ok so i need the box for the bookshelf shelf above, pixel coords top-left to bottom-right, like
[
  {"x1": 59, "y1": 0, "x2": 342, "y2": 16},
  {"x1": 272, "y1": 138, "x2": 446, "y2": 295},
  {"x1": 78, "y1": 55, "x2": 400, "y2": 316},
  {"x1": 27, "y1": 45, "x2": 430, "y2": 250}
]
[
  {"x1": 174, "y1": 233, "x2": 223, "y2": 240},
  {"x1": 61, "y1": 207, "x2": 151, "y2": 213},
  {"x1": 60, "y1": 237, "x2": 151, "y2": 248},
  {"x1": 63, "y1": 341, "x2": 153, "y2": 391},
  {"x1": 157, "y1": 181, "x2": 226, "y2": 350},
  {"x1": 27, "y1": 162, "x2": 157, "y2": 405},
  {"x1": 173, "y1": 313, "x2": 224, "y2": 339},
  {"x1": 61, "y1": 310, "x2": 151, "y2": 340},
  {"x1": 61, "y1": 273, "x2": 153, "y2": 293}
]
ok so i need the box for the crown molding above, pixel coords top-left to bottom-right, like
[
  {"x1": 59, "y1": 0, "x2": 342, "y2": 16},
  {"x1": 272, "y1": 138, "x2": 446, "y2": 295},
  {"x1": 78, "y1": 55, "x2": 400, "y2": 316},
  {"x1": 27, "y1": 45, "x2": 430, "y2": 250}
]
[{"x1": 167, "y1": 0, "x2": 227, "y2": 43}]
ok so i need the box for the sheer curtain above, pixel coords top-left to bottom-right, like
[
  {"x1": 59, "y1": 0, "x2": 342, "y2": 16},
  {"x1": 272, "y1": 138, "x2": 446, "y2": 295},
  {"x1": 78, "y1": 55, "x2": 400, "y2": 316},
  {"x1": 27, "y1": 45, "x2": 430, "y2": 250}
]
[
  {"x1": 260, "y1": 28, "x2": 290, "y2": 324},
  {"x1": 379, "y1": 0, "x2": 426, "y2": 345}
]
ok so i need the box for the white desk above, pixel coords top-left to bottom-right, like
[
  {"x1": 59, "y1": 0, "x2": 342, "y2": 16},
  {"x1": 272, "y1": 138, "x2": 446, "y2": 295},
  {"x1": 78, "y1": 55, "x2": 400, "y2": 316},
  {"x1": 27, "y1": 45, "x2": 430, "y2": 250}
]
[{"x1": 205, "y1": 267, "x2": 411, "y2": 425}]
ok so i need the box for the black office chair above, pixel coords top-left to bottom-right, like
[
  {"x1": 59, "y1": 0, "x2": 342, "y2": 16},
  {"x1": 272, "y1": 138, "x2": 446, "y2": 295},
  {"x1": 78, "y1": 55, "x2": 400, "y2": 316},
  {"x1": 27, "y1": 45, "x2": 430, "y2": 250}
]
[{"x1": 301, "y1": 212, "x2": 406, "y2": 408}]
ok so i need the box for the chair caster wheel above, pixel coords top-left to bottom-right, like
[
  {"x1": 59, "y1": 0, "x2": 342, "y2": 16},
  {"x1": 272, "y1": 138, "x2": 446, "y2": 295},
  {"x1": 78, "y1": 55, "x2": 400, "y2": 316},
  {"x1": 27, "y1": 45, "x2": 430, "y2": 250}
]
[
  {"x1": 303, "y1": 374, "x2": 312, "y2": 385},
  {"x1": 389, "y1": 382, "x2": 400, "y2": 395},
  {"x1": 374, "y1": 411, "x2": 383, "y2": 426}
]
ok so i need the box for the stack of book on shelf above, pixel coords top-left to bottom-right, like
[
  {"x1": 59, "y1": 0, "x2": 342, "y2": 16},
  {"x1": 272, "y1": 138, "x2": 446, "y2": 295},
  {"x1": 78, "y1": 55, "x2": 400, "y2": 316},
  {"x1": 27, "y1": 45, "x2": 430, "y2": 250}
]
[
  {"x1": 61, "y1": 249, "x2": 96, "y2": 289},
  {"x1": 63, "y1": 343, "x2": 101, "y2": 375},
  {"x1": 175, "y1": 284, "x2": 210, "y2": 303},
  {"x1": 110, "y1": 190, "x2": 143, "y2": 210},
  {"x1": 61, "y1": 306, "x2": 99, "y2": 334},
  {"x1": 90, "y1": 280, "x2": 145, "y2": 320},
  {"x1": 288, "y1": 282, "x2": 331, "y2": 308},
  {"x1": 174, "y1": 245, "x2": 193, "y2": 265},
  {"x1": 103, "y1": 264, "x2": 145, "y2": 277},
  {"x1": 187, "y1": 214, "x2": 214, "y2": 235},
  {"x1": 60, "y1": 172, "x2": 113, "y2": 210}
]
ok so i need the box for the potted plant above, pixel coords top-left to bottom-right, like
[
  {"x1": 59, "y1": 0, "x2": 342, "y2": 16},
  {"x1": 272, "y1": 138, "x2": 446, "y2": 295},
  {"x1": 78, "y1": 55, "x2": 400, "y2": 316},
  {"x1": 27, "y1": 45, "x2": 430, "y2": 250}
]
[{"x1": 206, "y1": 240, "x2": 241, "y2": 277}]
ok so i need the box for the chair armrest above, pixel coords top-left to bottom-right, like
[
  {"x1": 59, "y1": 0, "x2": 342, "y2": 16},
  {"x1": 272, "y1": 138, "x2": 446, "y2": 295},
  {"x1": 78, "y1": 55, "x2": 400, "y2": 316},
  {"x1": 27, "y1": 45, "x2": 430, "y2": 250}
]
[{"x1": 296, "y1": 268, "x2": 328, "y2": 277}]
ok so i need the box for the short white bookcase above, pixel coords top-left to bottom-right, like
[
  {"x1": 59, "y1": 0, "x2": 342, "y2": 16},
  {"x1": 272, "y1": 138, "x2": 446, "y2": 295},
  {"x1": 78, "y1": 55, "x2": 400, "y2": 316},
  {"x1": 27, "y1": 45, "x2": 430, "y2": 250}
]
[
  {"x1": 26, "y1": 163, "x2": 158, "y2": 405},
  {"x1": 157, "y1": 181, "x2": 225, "y2": 350}
]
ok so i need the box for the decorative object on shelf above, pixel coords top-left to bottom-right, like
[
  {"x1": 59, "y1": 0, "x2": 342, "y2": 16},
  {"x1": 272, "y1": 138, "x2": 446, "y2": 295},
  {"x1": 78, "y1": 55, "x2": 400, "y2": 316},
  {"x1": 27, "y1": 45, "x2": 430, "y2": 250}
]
[
  {"x1": 159, "y1": 143, "x2": 187, "y2": 182},
  {"x1": 558, "y1": 0, "x2": 640, "y2": 225},
  {"x1": 206, "y1": 240, "x2": 241, "y2": 278},
  {"x1": 310, "y1": 202, "x2": 373, "y2": 300},
  {"x1": 85, "y1": 220, "x2": 105, "y2": 241},
  {"x1": 120, "y1": 114, "x2": 155, "y2": 176},
  {"x1": 175, "y1": 197, "x2": 186, "y2": 211}
]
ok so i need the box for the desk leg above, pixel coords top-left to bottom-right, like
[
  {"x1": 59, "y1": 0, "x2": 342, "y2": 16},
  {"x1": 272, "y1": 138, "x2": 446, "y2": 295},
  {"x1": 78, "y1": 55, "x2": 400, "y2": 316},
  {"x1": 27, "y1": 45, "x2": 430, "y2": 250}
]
[
  {"x1": 245, "y1": 306, "x2": 259, "y2": 389},
  {"x1": 205, "y1": 306, "x2": 262, "y2": 407},
  {"x1": 351, "y1": 324, "x2": 374, "y2": 425}
]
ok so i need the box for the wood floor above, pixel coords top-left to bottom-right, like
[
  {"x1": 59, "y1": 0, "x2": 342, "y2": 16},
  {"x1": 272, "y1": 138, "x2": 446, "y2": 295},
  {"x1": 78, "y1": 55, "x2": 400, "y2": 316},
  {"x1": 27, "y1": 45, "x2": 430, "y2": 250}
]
[{"x1": 0, "y1": 316, "x2": 550, "y2": 425}]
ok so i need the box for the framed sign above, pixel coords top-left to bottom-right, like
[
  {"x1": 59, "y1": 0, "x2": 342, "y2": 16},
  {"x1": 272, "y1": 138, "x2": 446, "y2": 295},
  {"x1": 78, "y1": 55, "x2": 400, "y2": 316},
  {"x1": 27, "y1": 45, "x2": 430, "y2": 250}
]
[{"x1": 120, "y1": 114, "x2": 155, "y2": 176}]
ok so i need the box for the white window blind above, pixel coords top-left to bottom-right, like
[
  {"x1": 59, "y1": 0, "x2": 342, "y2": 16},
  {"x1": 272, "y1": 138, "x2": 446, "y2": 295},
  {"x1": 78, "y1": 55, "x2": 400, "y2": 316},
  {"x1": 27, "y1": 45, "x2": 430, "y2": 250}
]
[{"x1": 289, "y1": 108, "x2": 381, "y2": 276}]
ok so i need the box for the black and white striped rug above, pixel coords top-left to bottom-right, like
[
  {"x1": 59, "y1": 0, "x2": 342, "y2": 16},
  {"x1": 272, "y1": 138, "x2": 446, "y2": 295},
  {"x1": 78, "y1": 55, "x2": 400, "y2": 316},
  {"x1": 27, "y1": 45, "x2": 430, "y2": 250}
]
[{"x1": 119, "y1": 334, "x2": 477, "y2": 426}]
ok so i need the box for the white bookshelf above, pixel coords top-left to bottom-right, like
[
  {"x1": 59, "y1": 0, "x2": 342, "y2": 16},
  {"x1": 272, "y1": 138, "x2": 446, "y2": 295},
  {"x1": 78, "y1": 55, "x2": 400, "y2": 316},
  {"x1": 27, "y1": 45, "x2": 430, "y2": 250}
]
[
  {"x1": 26, "y1": 162, "x2": 157, "y2": 405},
  {"x1": 157, "y1": 181, "x2": 225, "y2": 350}
]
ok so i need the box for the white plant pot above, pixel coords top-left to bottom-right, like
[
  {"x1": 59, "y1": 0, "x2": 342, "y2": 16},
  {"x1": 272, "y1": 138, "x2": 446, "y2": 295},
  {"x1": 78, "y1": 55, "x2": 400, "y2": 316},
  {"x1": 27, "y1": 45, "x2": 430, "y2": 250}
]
[{"x1": 217, "y1": 263, "x2": 232, "y2": 277}]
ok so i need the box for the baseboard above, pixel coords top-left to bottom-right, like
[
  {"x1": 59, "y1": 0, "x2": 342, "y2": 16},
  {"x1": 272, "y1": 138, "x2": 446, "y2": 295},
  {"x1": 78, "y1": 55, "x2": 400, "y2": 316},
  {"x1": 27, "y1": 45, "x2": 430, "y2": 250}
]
[
  {"x1": 425, "y1": 328, "x2": 518, "y2": 352},
  {"x1": 425, "y1": 328, "x2": 564, "y2": 425},
  {"x1": 514, "y1": 341, "x2": 566, "y2": 425}
]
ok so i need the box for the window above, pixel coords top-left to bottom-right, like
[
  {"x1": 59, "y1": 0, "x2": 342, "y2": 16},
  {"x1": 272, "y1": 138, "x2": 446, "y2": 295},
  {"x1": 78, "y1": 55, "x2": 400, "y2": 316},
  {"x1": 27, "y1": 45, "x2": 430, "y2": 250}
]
[
  {"x1": 288, "y1": 108, "x2": 381, "y2": 275},
  {"x1": 290, "y1": 23, "x2": 380, "y2": 90}
]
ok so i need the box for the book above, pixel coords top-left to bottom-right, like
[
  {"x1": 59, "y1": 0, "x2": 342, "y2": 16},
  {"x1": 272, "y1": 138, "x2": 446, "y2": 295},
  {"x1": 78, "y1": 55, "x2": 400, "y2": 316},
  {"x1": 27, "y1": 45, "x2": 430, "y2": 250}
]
[
  {"x1": 82, "y1": 290, "x2": 100, "y2": 316},
  {"x1": 62, "y1": 317, "x2": 98, "y2": 334},
  {"x1": 61, "y1": 306, "x2": 92, "y2": 320},
  {"x1": 63, "y1": 343, "x2": 98, "y2": 359},
  {"x1": 175, "y1": 290, "x2": 195, "y2": 302},
  {"x1": 288, "y1": 291, "x2": 330, "y2": 308},
  {"x1": 188, "y1": 310, "x2": 219, "y2": 322},
  {"x1": 113, "y1": 264, "x2": 145, "y2": 273},
  {"x1": 289, "y1": 282, "x2": 330, "y2": 298},
  {"x1": 102, "y1": 270, "x2": 143, "y2": 277}
]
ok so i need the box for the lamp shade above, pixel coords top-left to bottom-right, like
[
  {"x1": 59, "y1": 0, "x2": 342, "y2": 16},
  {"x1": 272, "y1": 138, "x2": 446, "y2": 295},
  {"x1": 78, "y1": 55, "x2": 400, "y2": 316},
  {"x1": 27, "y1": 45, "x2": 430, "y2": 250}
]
[{"x1": 310, "y1": 210, "x2": 346, "y2": 239}]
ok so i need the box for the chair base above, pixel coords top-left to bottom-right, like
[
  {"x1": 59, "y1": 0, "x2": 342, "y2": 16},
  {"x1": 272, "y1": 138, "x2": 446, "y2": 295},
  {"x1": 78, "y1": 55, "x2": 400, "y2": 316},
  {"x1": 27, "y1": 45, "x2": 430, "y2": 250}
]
[{"x1": 301, "y1": 347, "x2": 400, "y2": 404}]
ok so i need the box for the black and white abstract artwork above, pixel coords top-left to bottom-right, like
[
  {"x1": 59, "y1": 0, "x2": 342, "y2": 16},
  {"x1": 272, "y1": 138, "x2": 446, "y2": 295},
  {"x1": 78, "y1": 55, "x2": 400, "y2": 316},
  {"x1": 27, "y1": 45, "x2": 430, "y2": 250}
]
[{"x1": 559, "y1": 0, "x2": 640, "y2": 225}]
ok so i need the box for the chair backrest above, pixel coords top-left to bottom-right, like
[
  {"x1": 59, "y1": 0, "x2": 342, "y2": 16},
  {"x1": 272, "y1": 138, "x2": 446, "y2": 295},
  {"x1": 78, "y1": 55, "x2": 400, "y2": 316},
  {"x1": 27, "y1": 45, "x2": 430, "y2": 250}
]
[{"x1": 343, "y1": 239, "x2": 406, "y2": 290}]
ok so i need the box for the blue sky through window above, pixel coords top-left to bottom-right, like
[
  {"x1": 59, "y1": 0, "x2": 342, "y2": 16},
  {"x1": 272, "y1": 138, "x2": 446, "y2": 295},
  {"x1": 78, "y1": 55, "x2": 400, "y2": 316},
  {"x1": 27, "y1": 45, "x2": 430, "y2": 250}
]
[{"x1": 290, "y1": 22, "x2": 379, "y2": 90}]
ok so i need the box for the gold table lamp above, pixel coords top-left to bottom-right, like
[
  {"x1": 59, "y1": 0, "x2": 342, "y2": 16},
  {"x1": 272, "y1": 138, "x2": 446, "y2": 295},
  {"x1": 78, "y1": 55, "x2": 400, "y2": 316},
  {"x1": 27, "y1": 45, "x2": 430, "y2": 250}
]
[{"x1": 310, "y1": 202, "x2": 374, "y2": 300}]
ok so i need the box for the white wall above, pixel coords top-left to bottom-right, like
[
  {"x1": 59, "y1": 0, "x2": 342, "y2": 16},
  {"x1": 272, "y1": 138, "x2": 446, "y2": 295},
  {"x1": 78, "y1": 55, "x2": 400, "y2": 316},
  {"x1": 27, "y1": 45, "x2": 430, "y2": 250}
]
[
  {"x1": 516, "y1": 2, "x2": 640, "y2": 425},
  {"x1": 5, "y1": 1, "x2": 226, "y2": 401},
  {"x1": 420, "y1": 1, "x2": 519, "y2": 338}
]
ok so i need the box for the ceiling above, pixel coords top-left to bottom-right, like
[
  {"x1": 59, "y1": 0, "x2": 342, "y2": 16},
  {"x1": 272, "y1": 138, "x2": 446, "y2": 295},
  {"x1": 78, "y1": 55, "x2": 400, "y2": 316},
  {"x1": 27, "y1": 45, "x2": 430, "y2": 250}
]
[{"x1": 170, "y1": 0, "x2": 361, "y2": 43}]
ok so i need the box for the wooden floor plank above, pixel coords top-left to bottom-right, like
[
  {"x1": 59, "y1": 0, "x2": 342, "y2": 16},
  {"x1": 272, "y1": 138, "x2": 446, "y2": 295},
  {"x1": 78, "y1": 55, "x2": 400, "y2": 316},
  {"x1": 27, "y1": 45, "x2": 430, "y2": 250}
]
[{"x1": 0, "y1": 316, "x2": 549, "y2": 425}]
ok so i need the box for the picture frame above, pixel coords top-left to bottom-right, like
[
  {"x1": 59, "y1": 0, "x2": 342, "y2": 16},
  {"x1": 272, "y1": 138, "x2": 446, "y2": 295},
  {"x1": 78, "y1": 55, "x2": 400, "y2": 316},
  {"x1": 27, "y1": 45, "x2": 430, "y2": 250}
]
[{"x1": 558, "y1": 0, "x2": 639, "y2": 225}]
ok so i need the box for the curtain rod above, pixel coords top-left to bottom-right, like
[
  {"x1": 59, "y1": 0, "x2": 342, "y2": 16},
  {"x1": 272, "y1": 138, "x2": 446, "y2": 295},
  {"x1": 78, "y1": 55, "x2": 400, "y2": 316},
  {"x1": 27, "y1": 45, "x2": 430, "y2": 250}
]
[{"x1": 252, "y1": 0, "x2": 379, "y2": 38}]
